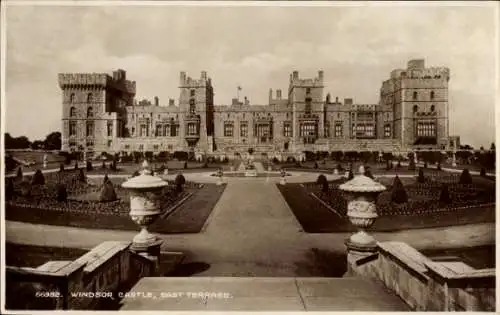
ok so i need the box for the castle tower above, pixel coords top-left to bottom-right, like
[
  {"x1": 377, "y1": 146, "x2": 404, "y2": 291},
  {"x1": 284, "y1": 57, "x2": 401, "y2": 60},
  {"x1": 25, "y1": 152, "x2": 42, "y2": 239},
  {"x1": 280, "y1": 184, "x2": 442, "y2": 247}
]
[
  {"x1": 288, "y1": 70, "x2": 325, "y2": 148},
  {"x1": 380, "y1": 59, "x2": 450, "y2": 150},
  {"x1": 178, "y1": 71, "x2": 215, "y2": 153},
  {"x1": 58, "y1": 69, "x2": 136, "y2": 158}
]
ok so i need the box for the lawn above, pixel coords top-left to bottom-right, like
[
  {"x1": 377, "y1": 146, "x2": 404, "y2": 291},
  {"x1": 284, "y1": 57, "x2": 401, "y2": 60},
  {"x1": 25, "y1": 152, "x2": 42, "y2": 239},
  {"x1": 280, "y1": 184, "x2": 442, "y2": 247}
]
[{"x1": 85, "y1": 160, "x2": 237, "y2": 175}]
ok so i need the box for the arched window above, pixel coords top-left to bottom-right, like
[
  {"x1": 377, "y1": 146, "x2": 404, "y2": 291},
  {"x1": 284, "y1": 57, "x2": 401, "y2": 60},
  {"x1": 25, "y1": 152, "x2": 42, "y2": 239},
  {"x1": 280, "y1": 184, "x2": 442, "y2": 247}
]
[
  {"x1": 413, "y1": 91, "x2": 418, "y2": 100},
  {"x1": 87, "y1": 93, "x2": 93, "y2": 103},
  {"x1": 69, "y1": 107, "x2": 76, "y2": 117},
  {"x1": 430, "y1": 91, "x2": 435, "y2": 100},
  {"x1": 87, "y1": 107, "x2": 94, "y2": 118},
  {"x1": 413, "y1": 105, "x2": 418, "y2": 113},
  {"x1": 70, "y1": 93, "x2": 75, "y2": 103},
  {"x1": 430, "y1": 105, "x2": 435, "y2": 112}
]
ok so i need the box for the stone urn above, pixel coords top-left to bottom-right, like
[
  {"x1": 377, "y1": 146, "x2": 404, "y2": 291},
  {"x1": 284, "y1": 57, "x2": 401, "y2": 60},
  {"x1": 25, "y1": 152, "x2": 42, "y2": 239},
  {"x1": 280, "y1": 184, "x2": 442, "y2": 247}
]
[
  {"x1": 122, "y1": 160, "x2": 168, "y2": 250},
  {"x1": 280, "y1": 169, "x2": 287, "y2": 185},
  {"x1": 333, "y1": 168, "x2": 339, "y2": 175},
  {"x1": 163, "y1": 168, "x2": 169, "y2": 175},
  {"x1": 216, "y1": 169, "x2": 223, "y2": 186},
  {"x1": 339, "y1": 166, "x2": 386, "y2": 253}
]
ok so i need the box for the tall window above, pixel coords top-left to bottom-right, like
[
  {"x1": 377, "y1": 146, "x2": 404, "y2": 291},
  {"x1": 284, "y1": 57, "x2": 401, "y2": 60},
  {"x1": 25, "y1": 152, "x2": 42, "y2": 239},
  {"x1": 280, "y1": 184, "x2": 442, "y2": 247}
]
[
  {"x1": 334, "y1": 122, "x2": 343, "y2": 137},
  {"x1": 430, "y1": 105, "x2": 435, "y2": 112},
  {"x1": 171, "y1": 124, "x2": 179, "y2": 137},
  {"x1": 140, "y1": 124, "x2": 148, "y2": 137},
  {"x1": 87, "y1": 93, "x2": 93, "y2": 103},
  {"x1": 384, "y1": 124, "x2": 391, "y2": 138},
  {"x1": 156, "y1": 124, "x2": 162, "y2": 137},
  {"x1": 187, "y1": 123, "x2": 197, "y2": 135},
  {"x1": 86, "y1": 121, "x2": 94, "y2": 137},
  {"x1": 413, "y1": 105, "x2": 418, "y2": 113},
  {"x1": 417, "y1": 121, "x2": 436, "y2": 137},
  {"x1": 70, "y1": 107, "x2": 76, "y2": 117},
  {"x1": 107, "y1": 121, "x2": 113, "y2": 137},
  {"x1": 163, "y1": 124, "x2": 170, "y2": 137},
  {"x1": 324, "y1": 122, "x2": 330, "y2": 138},
  {"x1": 283, "y1": 123, "x2": 292, "y2": 137},
  {"x1": 69, "y1": 121, "x2": 77, "y2": 136},
  {"x1": 224, "y1": 122, "x2": 234, "y2": 137},
  {"x1": 87, "y1": 107, "x2": 94, "y2": 118},
  {"x1": 70, "y1": 93, "x2": 75, "y2": 103},
  {"x1": 300, "y1": 123, "x2": 316, "y2": 137},
  {"x1": 305, "y1": 97, "x2": 312, "y2": 115},
  {"x1": 189, "y1": 99, "x2": 196, "y2": 114},
  {"x1": 413, "y1": 91, "x2": 418, "y2": 100},
  {"x1": 430, "y1": 91, "x2": 435, "y2": 100},
  {"x1": 240, "y1": 122, "x2": 248, "y2": 137}
]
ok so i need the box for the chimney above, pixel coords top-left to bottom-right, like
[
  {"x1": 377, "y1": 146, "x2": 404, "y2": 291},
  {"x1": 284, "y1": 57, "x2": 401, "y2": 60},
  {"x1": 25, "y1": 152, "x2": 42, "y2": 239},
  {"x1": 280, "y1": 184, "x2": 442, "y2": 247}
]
[
  {"x1": 201, "y1": 71, "x2": 207, "y2": 80},
  {"x1": 277, "y1": 89, "x2": 282, "y2": 100},
  {"x1": 244, "y1": 96, "x2": 249, "y2": 105},
  {"x1": 169, "y1": 99, "x2": 175, "y2": 106},
  {"x1": 180, "y1": 71, "x2": 186, "y2": 85},
  {"x1": 318, "y1": 70, "x2": 324, "y2": 80},
  {"x1": 154, "y1": 96, "x2": 159, "y2": 106},
  {"x1": 292, "y1": 71, "x2": 299, "y2": 79},
  {"x1": 269, "y1": 88, "x2": 273, "y2": 102},
  {"x1": 326, "y1": 93, "x2": 331, "y2": 103},
  {"x1": 335, "y1": 96, "x2": 339, "y2": 103}
]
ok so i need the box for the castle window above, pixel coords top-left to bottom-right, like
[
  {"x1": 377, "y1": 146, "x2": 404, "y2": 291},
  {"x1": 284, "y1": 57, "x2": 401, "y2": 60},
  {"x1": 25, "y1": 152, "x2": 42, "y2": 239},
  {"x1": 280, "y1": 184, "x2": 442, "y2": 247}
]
[
  {"x1": 413, "y1": 105, "x2": 418, "y2": 113},
  {"x1": 69, "y1": 120, "x2": 77, "y2": 136},
  {"x1": 87, "y1": 93, "x2": 93, "y2": 103},
  {"x1": 190, "y1": 89, "x2": 195, "y2": 97},
  {"x1": 131, "y1": 127, "x2": 135, "y2": 136},
  {"x1": 140, "y1": 124, "x2": 147, "y2": 137},
  {"x1": 305, "y1": 97, "x2": 312, "y2": 115},
  {"x1": 283, "y1": 123, "x2": 292, "y2": 137},
  {"x1": 87, "y1": 107, "x2": 94, "y2": 118},
  {"x1": 334, "y1": 122, "x2": 343, "y2": 137},
  {"x1": 413, "y1": 91, "x2": 418, "y2": 100},
  {"x1": 240, "y1": 122, "x2": 248, "y2": 137},
  {"x1": 170, "y1": 124, "x2": 179, "y2": 137},
  {"x1": 306, "y1": 88, "x2": 311, "y2": 94},
  {"x1": 86, "y1": 121, "x2": 94, "y2": 137},
  {"x1": 163, "y1": 124, "x2": 170, "y2": 137},
  {"x1": 299, "y1": 123, "x2": 316, "y2": 137},
  {"x1": 138, "y1": 144, "x2": 144, "y2": 151},
  {"x1": 384, "y1": 124, "x2": 391, "y2": 138},
  {"x1": 430, "y1": 105, "x2": 435, "y2": 112},
  {"x1": 156, "y1": 124, "x2": 162, "y2": 137},
  {"x1": 107, "y1": 140, "x2": 112, "y2": 147},
  {"x1": 224, "y1": 122, "x2": 234, "y2": 137},
  {"x1": 70, "y1": 93, "x2": 75, "y2": 103},
  {"x1": 227, "y1": 113, "x2": 230, "y2": 119},
  {"x1": 430, "y1": 91, "x2": 435, "y2": 100},
  {"x1": 324, "y1": 121, "x2": 330, "y2": 138},
  {"x1": 107, "y1": 120, "x2": 113, "y2": 137},
  {"x1": 153, "y1": 145, "x2": 159, "y2": 152},
  {"x1": 187, "y1": 123, "x2": 197, "y2": 136},
  {"x1": 417, "y1": 121, "x2": 436, "y2": 137},
  {"x1": 70, "y1": 107, "x2": 76, "y2": 117}
]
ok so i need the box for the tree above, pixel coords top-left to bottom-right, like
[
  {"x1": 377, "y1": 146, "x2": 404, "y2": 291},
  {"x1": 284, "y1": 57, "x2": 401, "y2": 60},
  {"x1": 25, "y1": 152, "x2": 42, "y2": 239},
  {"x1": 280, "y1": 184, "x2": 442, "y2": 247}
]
[
  {"x1": 44, "y1": 132, "x2": 62, "y2": 150},
  {"x1": 348, "y1": 169, "x2": 354, "y2": 180},
  {"x1": 459, "y1": 169, "x2": 473, "y2": 185},
  {"x1": 316, "y1": 174, "x2": 328, "y2": 192},
  {"x1": 5, "y1": 178, "x2": 14, "y2": 201},
  {"x1": 79, "y1": 168, "x2": 86, "y2": 182},
  {"x1": 175, "y1": 174, "x2": 186, "y2": 192},
  {"x1": 31, "y1": 169, "x2": 45, "y2": 186},
  {"x1": 16, "y1": 167, "x2": 23, "y2": 180},
  {"x1": 99, "y1": 181, "x2": 117, "y2": 202},
  {"x1": 364, "y1": 168, "x2": 374, "y2": 179},
  {"x1": 5, "y1": 133, "x2": 31, "y2": 149},
  {"x1": 490, "y1": 142, "x2": 495, "y2": 151},
  {"x1": 31, "y1": 140, "x2": 45, "y2": 150}
]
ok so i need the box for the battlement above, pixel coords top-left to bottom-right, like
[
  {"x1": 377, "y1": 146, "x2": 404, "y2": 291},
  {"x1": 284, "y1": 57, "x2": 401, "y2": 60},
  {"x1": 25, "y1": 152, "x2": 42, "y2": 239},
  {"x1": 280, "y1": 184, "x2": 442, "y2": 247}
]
[
  {"x1": 289, "y1": 70, "x2": 324, "y2": 87},
  {"x1": 58, "y1": 70, "x2": 136, "y2": 94},
  {"x1": 389, "y1": 60, "x2": 450, "y2": 81},
  {"x1": 179, "y1": 71, "x2": 212, "y2": 87}
]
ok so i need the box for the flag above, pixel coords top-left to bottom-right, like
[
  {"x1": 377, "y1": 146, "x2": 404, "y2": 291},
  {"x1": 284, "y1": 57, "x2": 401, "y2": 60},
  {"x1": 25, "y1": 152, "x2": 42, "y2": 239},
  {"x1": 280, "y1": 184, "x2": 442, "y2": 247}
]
[{"x1": 237, "y1": 86, "x2": 242, "y2": 91}]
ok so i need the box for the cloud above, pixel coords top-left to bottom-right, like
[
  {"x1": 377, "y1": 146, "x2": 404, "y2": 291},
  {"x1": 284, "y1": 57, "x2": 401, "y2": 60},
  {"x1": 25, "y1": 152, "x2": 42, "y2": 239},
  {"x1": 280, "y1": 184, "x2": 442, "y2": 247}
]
[{"x1": 4, "y1": 4, "x2": 497, "y2": 148}]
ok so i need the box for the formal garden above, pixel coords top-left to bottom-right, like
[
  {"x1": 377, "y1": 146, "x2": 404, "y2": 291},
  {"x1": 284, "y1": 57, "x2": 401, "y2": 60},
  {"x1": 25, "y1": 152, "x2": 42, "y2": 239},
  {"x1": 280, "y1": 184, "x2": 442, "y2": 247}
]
[
  {"x1": 278, "y1": 164, "x2": 495, "y2": 233},
  {"x1": 5, "y1": 165, "x2": 226, "y2": 233}
]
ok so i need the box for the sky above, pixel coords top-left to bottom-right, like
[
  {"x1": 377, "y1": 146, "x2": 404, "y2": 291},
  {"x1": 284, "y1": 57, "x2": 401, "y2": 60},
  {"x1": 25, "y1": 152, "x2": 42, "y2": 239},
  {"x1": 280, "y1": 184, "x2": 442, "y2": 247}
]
[{"x1": 3, "y1": 2, "x2": 498, "y2": 148}]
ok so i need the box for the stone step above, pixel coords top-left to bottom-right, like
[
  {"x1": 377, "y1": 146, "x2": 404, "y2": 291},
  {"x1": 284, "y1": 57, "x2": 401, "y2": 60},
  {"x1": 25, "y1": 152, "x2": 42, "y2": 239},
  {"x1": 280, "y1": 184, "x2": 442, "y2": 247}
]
[{"x1": 119, "y1": 276, "x2": 409, "y2": 311}]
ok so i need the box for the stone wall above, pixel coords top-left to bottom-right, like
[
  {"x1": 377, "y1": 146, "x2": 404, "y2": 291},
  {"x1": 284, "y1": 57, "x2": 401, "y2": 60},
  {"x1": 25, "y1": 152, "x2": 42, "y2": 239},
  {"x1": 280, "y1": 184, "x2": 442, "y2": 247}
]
[
  {"x1": 348, "y1": 241, "x2": 495, "y2": 312},
  {"x1": 5, "y1": 241, "x2": 156, "y2": 311}
]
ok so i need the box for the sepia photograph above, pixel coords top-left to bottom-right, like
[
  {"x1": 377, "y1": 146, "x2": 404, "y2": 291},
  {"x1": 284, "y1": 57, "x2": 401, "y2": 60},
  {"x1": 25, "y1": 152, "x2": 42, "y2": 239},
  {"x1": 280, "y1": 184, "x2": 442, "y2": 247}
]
[{"x1": 1, "y1": 1, "x2": 497, "y2": 313}]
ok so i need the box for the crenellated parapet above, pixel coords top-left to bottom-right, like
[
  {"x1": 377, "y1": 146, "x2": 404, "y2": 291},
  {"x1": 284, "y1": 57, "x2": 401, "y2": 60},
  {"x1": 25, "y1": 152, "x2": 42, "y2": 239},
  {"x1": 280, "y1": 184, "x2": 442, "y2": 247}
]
[
  {"x1": 289, "y1": 70, "x2": 324, "y2": 87},
  {"x1": 58, "y1": 71, "x2": 136, "y2": 95},
  {"x1": 389, "y1": 59, "x2": 450, "y2": 81},
  {"x1": 179, "y1": 71, "x2": 211, "y2": 88}
]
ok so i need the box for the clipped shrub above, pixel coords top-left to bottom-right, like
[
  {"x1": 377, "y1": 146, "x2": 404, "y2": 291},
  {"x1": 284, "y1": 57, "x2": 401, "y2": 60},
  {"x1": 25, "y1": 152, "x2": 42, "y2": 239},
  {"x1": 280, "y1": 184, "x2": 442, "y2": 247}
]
[
  {"x1": 31, "y1": 169, "x2": 45, "y2": 186},
  {"x1": 103, "y1": 174, "x2": 110, "y2": 184},
  {"x1": 132, "y1": 170, "x2": 140, "y2": 177},
  {"x1": 408, "y1": 158, "x2": 416, "y2": 171},
  {"x1": 56, "y1": 183, "x2": 68, "y2": 202},
  {"x1": 59, "y1": 163, "x2": 65, "y2": 172},
  {"x1": 423, "y1": 162, "x2": 428, "y2": 169},
  {"x1": 184, "y1": 161, "x2": 188, "y2": 169},
  {"x1": 102, "y1": 161, "x2": 106, "y2": 169},
  {"x1": 395, "y1": 161, "x2": 401, "y2": 169},
  {"x1": 5, "y1": 178, "x2": 14, "y2": 201},
  {"x1": 110, "y1": 159, "x2": 117, "y2": 171},
  {"x1": 86, "y1": 160, "x2": 93, "y2": 171},
  {"x1": 336, "y1": 164, "x2": 343, "y2": 172},
  {"x1": 203, "y1": 161, "x2": 208, "y2": 168},
  {"x1": 74, "y1": 161, "x2": 79, "y2": 170},
  {"x1": 439, "y1": 184, "x2": 452, "y2": 205},
  {"x1": 386, "y1": 160, "x2": 392, "y2": 170},
  {"x1": 417, "y1": 168, "x2": 425, "y2": 183},
  {"x1": 99, "y1": 181, "x2": 117, "y2": 202},
  {"x1": 175, "y1": 173, "x2": 186, "y2": 192},
  {"x1": 19, "y1": 180, "x2": 32, "y2": 197},
  {"x1": 79, "y1": 168, "x2": 86, "y2": 182},
  {"x1": 272, "y1": 157, "x2": 279, "y2": 164},
  {"x1": 436, "y1": 162, "x2": 442, "y2": 171},
  {"x1": 348, "y1": 169, "x2": 354, "y2": 180},
  {"x1": 459, "y1": 168, "x2": 473, "y2": 185},
  {"x1": 480, "y1": 168, "x2": 486, "y2": 177},
  {"x1": 316, "y1": 174, "x2": 328, "y2": 192},
  {"x1": 364, "y1": 168, "x2": 374, "y2": 179},
  {"x1": 391, "y1": 176, "x2": 408, "y2": 204}
]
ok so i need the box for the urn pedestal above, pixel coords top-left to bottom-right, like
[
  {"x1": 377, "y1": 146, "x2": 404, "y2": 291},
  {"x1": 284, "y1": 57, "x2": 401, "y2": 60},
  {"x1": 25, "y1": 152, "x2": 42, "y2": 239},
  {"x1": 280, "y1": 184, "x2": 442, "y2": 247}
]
[
  {"x1": 339, "y1": 167, "x2": 386, "y2": 260},
  {"x1": 333, "y1": 169, "x2": 339, "y2": 175},
  {"x1": 122, "y1": 160, "x2": 168, "y2": 275},
  {"x1": 452, "y1": 152, "x2": 457, "y2": 167}
]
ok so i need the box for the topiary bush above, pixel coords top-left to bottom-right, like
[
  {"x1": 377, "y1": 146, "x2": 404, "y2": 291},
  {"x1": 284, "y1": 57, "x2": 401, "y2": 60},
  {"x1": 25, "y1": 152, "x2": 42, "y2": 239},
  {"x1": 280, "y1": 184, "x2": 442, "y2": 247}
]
[
  {"x1": 423, "y1": 162, "x2": 428, "y2": 169},
  {"x1": 364, "y1": 168, "x2": 374, "y2": 179},
  {"x1": 408, "y1": 158, "x2": 416, "y2": 171},
  {"x1": 391, "y1": 175, "x2": 408, "y2": 204},
  {"x1": 59, "y1": 163, "x2": 65, "y2": 172},
  {"x1": 184, "y1": 161, "x2": 188, "y2": 169},
  {"x1": 437, "y1": 162, "x2": 442, "y2": 171},
  {"x1": 439, "y1": 184, "x2": 452, "y2": 205},
  {"x1": 79, "y1": 168, "x2": 86, "y2": 182},
  {"x1": 86, "y1": 160, "x2": 93, "y2": 171},
  {"x1": 102, "y1": 161, "x2": 106, "y2": 169},
  {"x1": 314, "y1": 161, "x2": 319, "y2": 169},
  {"x1": 395, "y1": 161, "x2": 401, "y2": 169},
  {"x1": 348, "y1": 169, "x2": 354, "y2": 180},
  {"x1": 417, "y1": 168, "x2": 425, "y2": 183},
  {"x1": 386, "y1": 160, "x2": 392, "y2": 170},
  {"x1": 99, "y1": 181, "x2": 117, "y2": 202},
  {"x1": 336, "y1": 164, "x2": 343, "y2": 172},
  {"x1": 480, "y1": 167, "x2": 486, "y2": 177},
  {"x1": 132, "y1": 170, "x2": 140, "y2": 177},
  {"x1": 175, "y1": 173, "x2": 186, "y2": 193},
  {"x1": 316, "y1": 174, "x2": 328, "y2": 192},
  {"x1": 74, "y1": 161, "x2": 79, "y2": 170},
  {"x1": 459, "y1": 168, "x2": 473, "y2": 185},
  {"x1": 56, "y1": 183, "x2": 68, "y2": 202},
  {"x1": 31, "y1": 169, "x2": 45, "y2": 186},
  {"x1": 103, "y1": 174, "x2": 110, "y2": 184}
]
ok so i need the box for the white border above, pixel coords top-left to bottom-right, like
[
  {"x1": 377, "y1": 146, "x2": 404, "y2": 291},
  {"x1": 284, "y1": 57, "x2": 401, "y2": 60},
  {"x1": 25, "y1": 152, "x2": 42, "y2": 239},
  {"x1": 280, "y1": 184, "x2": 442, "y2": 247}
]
[{"x1": 1, "y1": 1, "x2": 498, "y2": 315}]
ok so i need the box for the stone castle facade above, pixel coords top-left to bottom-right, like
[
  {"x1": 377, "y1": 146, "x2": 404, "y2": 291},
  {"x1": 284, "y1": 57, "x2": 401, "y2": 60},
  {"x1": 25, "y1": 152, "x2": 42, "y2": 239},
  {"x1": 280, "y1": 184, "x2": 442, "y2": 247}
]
[{"x1": 59, "y1": 59, "x2": 457, "y2": 159}]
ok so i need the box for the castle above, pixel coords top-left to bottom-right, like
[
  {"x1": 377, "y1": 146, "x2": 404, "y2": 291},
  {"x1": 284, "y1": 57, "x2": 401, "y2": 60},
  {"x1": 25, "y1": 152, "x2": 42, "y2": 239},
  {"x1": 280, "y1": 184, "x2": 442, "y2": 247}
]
[{"x1": 59, "y1": 59, "x2": 459, "y2": 160}]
